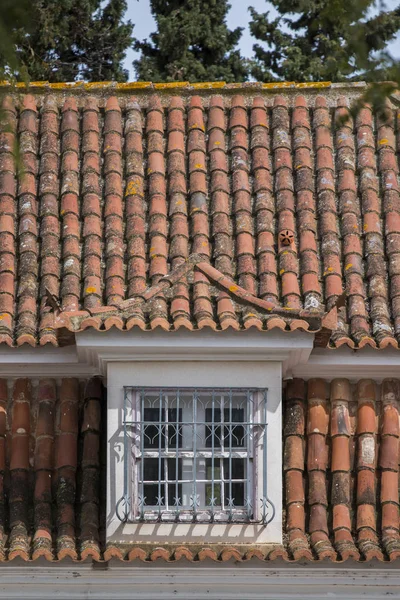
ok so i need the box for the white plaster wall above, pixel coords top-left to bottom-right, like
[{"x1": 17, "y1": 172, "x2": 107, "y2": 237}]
[{"x1": 106, "y1": 361, "x2": 282, "y2": 544}]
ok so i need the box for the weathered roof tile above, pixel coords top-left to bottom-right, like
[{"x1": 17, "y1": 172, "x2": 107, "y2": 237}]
[
  {"x1": 0, "y1": 374, "x2": 399, "y2": 561},
  {"x1": 2, "y1": 87, "x2": 400, "y2": 345}
]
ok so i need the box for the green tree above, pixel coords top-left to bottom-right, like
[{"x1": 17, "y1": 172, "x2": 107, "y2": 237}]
[
  {"x1": 249, "y1": 0, "x2": 400, "y2": 83},
  {"x1": 134, "y1": 0, "x2": 248, "y2": 82},
  {"x1": 0, "y1": 0, "x2": 32, "y2": 82},
  {"x1": 2, "y1": 0, "x2": 133, "y2": 83}
]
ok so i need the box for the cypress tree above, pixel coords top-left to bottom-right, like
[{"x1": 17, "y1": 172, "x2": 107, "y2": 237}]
[
  {"x1": 6, "y1": 0, "x2": 133, "y2": 82},
  {"x1": 249, "y1": 0, "x2": 400, "y2": 83},
  {"x1": 134, "y1": 0, "x2": 248, "y2": 83},
  {"x1": 0, "y1": 0, "x2": 33, "y2": 82}
]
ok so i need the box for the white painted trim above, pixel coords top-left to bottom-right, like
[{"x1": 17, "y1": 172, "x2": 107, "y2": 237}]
[
  {"x1": 292, "y1": 347, "x2": 400, "y2": 382},
  {"x1": 0, "y1": 562, "x2": 399, "y2": 599},
  {"x1": 2, "y1": 334, "x2": 400, "y2": 384},
  {"x1": 0, "y1": 346, "x2": 98, "y2": 378},
  {"x1": 76, "y1": 329, "x2": 314, "y2": 378}
]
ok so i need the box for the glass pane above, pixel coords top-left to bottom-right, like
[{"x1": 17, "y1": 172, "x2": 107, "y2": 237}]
[
  {"x1": 167, "y1": 458, "x2": 182, "y2": 506},
  {"x1": 224, "y1": 458, "x2": 245, "y2": 506},
  {"x1": 205, "y1": 458, "x2": 221, "y2": 507},
  {"x1": 205, "y1": 409, "x2": 222, "y2": 448},
  {"x1": 143, "y1": 408, "x2": 165, "y2": 449},
  {"x1": 143, "y1": 457, "x2": 164, "y2": 481},
  {"x1": 143, "y1": 484, "x2": 159, "y2": 506},
  {"x1": 168, "y1": 408, "x2": 182, "y2": 448},
  {"x1": 224, "y1": 409, "x2": 245, "y2": 448},
  {"x1": 205, "y1": 408, "x2": 245, "y2": 448},
  {"x1": 224, "y1": 457, "x2": 245, "y2": 479},
  {"x1": 224, "y1": 481, "x2": 245, "y2": 507}
]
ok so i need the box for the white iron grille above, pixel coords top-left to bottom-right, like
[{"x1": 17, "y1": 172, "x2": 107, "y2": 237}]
[{"x1": 117, "y1": 387, "x2": 273, "y2": 524}]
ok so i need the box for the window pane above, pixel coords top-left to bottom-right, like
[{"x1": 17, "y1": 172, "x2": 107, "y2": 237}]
[
  {"x1": 143, "y1": 457, "x2": 164, "y2": 481},
  {"x1": 143, "y1": 484, "x2": 159, "y2": 507},
  {"x1": 226, "y1": 408, "x2": 245, "y2": 448},
  {"x1": 205, "y1": 408, "x2": 245, "y2": 448},
  {"x1": 205, "y1": 458, "x2": 221, "y2": 507},
  {"x1": 224, "y1": 458, "x2": 245, "y2": 506},
  {"x1": 224, "y1": 481, "x2": 245, "y2": 507},
  {"x1": 205, "y1": 410, "x2": 221, "y2": 449},
  {"x1": 167, "y1": 458, "x2": 182, "y2": 507},
  {"x1": 224, "y1": 457, "x2": 245, "y2": 479},
  {"x1": 143, "y1": 408, "x2": 164, "y2": 449},
  {"x1": 167, "y1": 408, "x2": 182, "y2": 448}
]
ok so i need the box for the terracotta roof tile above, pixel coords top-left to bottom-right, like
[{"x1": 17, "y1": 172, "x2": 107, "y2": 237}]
[
  {"x1": 2, "y1": 86, "x2": 400, "y2": 345},
  {"x1": 281, "y1": 377, "x2": 400, "y2": 562},
  {"x1": 0, "y1": 377, "x2": 104, "y2": 561},
  {"x1": 0, "y1": 375, "x2": 398, "y2": 561}
]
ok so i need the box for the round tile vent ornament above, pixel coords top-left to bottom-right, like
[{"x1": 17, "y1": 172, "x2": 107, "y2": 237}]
[{"x1": 279, "y1": 230, "x2": 294, "y2": 247}]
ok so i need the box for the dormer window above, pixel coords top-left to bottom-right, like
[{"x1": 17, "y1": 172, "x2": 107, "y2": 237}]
[{"x1": 118, "y1": 387, "x2": 272, "y2": 525}]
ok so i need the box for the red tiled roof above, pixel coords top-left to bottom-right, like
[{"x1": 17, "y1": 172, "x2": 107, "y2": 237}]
[
  {"x1": 0, "y1": 375, "x2": 398, "y2": 563},
  {"x1": 0, "y1": 377, "x2": 104, "y2": 561},
  {"x1": 0, "y1": 82, "x2": 400, "y2": 348}
]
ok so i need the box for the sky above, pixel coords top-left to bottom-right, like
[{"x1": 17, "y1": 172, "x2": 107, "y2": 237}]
[{"x1": 124, "y1": 0, "x2": 400, "y2": 80}]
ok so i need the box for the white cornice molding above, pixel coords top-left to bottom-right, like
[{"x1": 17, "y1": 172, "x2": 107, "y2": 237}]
[
  {"x1": 75, "y1": 329, "x2": 315, "y2": 378},
  {"x1": 2, "y1": 336, "x2": 399, "y2": 384},
  {"x1": 293, "y1": 347, "x2": 400, "y2": 382},
  {"x1": 0, "y1": 346, "x2": 98, "y2": 378}
]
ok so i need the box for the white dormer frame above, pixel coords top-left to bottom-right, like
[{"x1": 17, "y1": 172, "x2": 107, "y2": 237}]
[{"x1": 75, "y1": 328, "x2": 314, "y2": 546}]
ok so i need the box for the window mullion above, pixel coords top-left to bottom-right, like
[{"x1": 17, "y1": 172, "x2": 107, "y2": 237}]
[
  {"x1": 157, "y1": 389, "x2": 163, "y2": 519},
  {"x1": 228, "y1": 389, "x2": 233, "y2": 522},
  {"x1": 165, "y1": 394, "x2": 169, "y2": 511},
  {"x1": 246, "y1": 390, "x2": 252, "y2": 520},
  {"x1": 140, "y1": 389, "x2": 145, "y2": 519},
  {"x1": 210, "y1": 390, "x2": 215, "y2": 520},
  {"x1": 175, "y1": 389, "x2": 180, "y2": 519},
  {"x1": 220, "y1": 394, "x2": 225, "y2": 512},
  {"x1": 196, "y1": 396, "x2": 206, "y2": 511},
  {"x1": 181, "y1": 396, "x2": 192, "y2": 511},
  {"x1": 192, "y1": 389, "x2": 198, "y2": 520}
]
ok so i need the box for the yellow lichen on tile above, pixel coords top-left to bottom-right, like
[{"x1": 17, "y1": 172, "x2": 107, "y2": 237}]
[
  {"x1": 295, "y1": 82, "x2": 331, "y2": 88},
  {"x1": 262, "y1": 82, "x2": 296, "y2": 89},
  {"x1": 84, "y1": 81, "x2": 115, "y2": 90},
  {"x1": 191, "y1": 82, "x2": 226, "y2": 89},
  {"x1": 154, "y1": 82, "x2": 189, "y2": 89},
  {"x1": 116, "y1": 81, "x2": 152, "y2": 89},
  {"x1": 27, "y1": 81, "x2": 49, "y2": 88},
  {"x1": 49, "y1": 82, "x2": 83, "y2": 89}
]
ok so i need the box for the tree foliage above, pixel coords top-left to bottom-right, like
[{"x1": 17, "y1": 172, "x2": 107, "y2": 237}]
[
  {"x1": 134, "y1": 0, "x2": 247, "y2": 82},
  {"x1": 1, "y1": 0, "x2": 133, "y2": 82},
  {"x1": 0, "y1": 0, "x2": 33, "y2": 82},
  {"x1": 249, "y1": 0, "x2": 400, "y2": 84}
]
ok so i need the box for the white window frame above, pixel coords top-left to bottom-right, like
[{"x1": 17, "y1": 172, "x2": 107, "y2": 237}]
[{"x1": 123, "y1": 387, "x2": 269, "y2": 524}]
